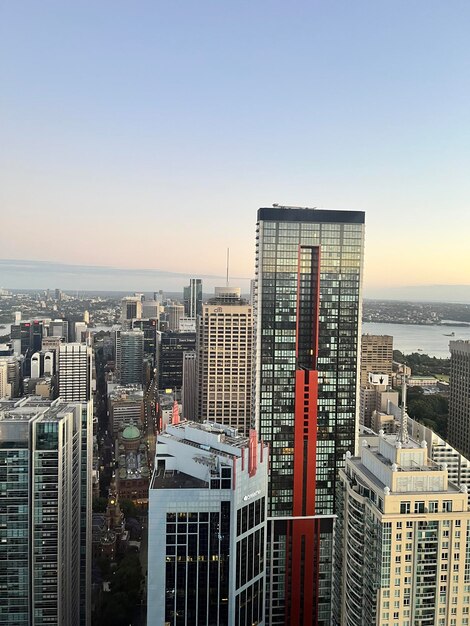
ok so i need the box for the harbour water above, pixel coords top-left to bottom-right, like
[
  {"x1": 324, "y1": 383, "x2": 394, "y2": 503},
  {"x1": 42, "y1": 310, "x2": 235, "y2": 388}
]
[
  {"x1": 362, "y1": 322, "x2": 470, "y2": 358},
  {"x1": 2, "y1": 321, "x2": 468, "y2": 359}
]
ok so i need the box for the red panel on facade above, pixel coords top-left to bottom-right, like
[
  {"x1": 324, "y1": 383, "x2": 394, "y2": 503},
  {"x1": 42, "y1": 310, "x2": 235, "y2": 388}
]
[
  {"x1": 248, "y1": 429, "x2": 258, "y2": 477},
  {"x1": 286, "y1": 243, "x2": 321, "y2": 626}
]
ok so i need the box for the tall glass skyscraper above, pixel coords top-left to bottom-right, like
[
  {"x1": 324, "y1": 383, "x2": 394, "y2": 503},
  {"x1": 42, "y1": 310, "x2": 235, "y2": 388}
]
[
  {"x1": 183, "y1": 278, "x2": 203, "y2": 318},
  {"x1": 254, "y1": 206, "x2": 365, "y2": 625},
  {"x1": 0, "y1": 398, "x2": 91, "y2": 626}
]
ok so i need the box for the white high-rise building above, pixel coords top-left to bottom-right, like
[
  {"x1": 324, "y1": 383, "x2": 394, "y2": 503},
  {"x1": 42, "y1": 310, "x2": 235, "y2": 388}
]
[
  {"x1": 147, "y1": 421, "x2": 268, "y2": 626},
  {"x1": 58, "y1": 343, "x2": 92, "y2": 402},
  {"x1": 31, "y1": 351, "x2": 41, "y2": 378},
  {"x1": 196, "y1": 288, "x2": 253, "y2": 435}
]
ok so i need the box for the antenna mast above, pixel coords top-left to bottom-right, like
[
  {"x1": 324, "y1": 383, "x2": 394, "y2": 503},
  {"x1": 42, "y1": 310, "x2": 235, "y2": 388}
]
[{"x1": 226, "y1": 248, "x2": 230, "y2": 287}]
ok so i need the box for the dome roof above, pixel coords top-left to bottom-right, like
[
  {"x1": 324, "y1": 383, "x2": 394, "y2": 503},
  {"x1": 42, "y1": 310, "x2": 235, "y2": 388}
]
[{"x1": 122, "y1": 424, "x2": 140, "y2": 440}]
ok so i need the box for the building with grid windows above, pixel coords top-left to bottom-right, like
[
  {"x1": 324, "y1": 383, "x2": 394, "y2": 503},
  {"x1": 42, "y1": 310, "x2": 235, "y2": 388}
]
[
  {"x1": 120, "y1": 296, "x2": 142, "y2": 323},
  {"x1": 333, "y1": 429, "x2": 470, "y2": 626},
  {"x1": 254, "y1": 206, "x2": 365, "y2": 625},
  {"x1": 147, "y1": 421, "x2": 268, "y2": 626},
  {"x1": 0, "y1": 397, "x2": 92, "y2": 626},
  {"x1": 448, "y1": 340, "x2": 470, "y2": 459},
  {"x1": 58, "y1": 343, "x2": 93, "y2": 402},
  {"x1": 116, "y1": 330, "x2": 144, "y2": 385},
  {"x1": 158, "y1": 331, "x2": 196, "y2": 390},
  {"x1": 196, "y1": 287, "x2": 253, "y2": 435},
  {"x1": 360, "y1": 334, "x2": 393, "y2": 387}
]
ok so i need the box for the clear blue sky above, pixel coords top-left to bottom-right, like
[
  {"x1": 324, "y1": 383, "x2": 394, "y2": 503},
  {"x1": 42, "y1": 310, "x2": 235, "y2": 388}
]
[{"x1": 1, "y1": 1, "x2": 470, "y2": 292}]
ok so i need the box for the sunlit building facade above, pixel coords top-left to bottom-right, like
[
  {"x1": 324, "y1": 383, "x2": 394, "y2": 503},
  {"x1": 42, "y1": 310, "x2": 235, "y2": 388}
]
[
  {"x1": 334, "y1": 431, "x2": 470, "y2": 626},
  {"x1": 147, "y1": 421, "x2": 268, "y2": 626}
]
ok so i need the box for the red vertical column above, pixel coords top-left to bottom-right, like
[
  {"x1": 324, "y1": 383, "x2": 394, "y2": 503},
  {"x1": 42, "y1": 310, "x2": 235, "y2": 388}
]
[{"x1": 286, "y1": 245, "x2": 321, "y2": 626}]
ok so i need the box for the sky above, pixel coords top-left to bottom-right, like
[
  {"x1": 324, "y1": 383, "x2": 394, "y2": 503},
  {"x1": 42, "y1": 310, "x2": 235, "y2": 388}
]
[{"x1": 1, "y1": 1, "x2": 470, "y2": 295}]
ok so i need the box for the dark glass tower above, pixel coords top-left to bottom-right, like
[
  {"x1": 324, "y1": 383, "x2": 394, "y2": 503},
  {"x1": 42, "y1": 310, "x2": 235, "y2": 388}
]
[
  {"x1": 254, "y1": 206, "x2": 365, "y2": 625},
  {"x1": 183, "y1": 278, "x2": 203, "y2": 318}
]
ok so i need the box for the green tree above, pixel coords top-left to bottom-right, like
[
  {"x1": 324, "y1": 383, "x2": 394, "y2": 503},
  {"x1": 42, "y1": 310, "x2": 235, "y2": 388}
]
[
  {"x1": 120, "y1": 498, "x2": 138, "y2": 519},
  {"x1": 93, "y1": 496, "x2": 108, "y2": 513}
]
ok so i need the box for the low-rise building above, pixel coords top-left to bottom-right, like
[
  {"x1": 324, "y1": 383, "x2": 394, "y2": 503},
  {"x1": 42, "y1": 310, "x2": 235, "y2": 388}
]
[{"x1": 115, "y1": 422, "x2": 150, "y2": 506}]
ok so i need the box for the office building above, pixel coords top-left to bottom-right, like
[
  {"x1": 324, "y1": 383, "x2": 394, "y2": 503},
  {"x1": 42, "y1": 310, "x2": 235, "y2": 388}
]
[
  {"x1": 0, "y1": 344, "x2": 13, "y2": 357},
  {"x1": 408, "y1": 414, "x2": 470, "y2": 491},
  {"x1": 165, "y1": 303, "x2": 185, "y2": 332},
  {"x1": 117, "y1": 330, "x2": 144, "y2": 385},
  {"x1": 142, "y1": 300, "x2": 160, "y2": 320},
  {"x1": 333, "y1": 427, "x2": 470, "y2": 626},
  {"x1": 121, "y1": 296, "x2": 142, "y2": 323},
  {"x1": 49, "y1": 318, "x2": 69, "y2": 340},
  {"x1": 75, "y1": 321, "x2": 88, "y2": 343},
  {"x1": 254, "y1": 206, "x2": 365, "y2": 625},
  {"x1": 147, "y1": 421, "x2": 268, "y2": 626},
  {"x1": 41, "y1": 334, "x2": 63, "y2": 360},
  {"x1": 31, "y1": 351, "x2": 54, "y2": 380},
  {"x1": 131, "y1": 318, "x2": 158, "y2": 365},
  {"x1": 0, "y1": 359, "x2": 11, "y2": 398},
  {"x1": 183, "y1": 278, "x2": 203, "y2": 318},
  {"x1": 448, "y1": 340, "x2": 470, "y2": 458},
  {"x1": 58, "y1": 343, "x2": 93, "y2": 402},
  {"x1": 197, "y1": 287, "x2": 253, "y2": 435},
  {"x1": 49, "y1": 344, "x2": 94, "y2": 625},
  {"x1": 108, "y1": 384, "x2": 144, "y2": 437},
  {"x1": 154, "y1": 290, "x2": 164, "y2": 304},
  {"x1": 178, "y1": 317, "x2": 197, "y2": 333},
  {"x1": 182, "y1": 351, "x2": 197, "y2": 419},
  {"x1": 0, "y1": 397, "x2": 92, "y2": 626},
  {"x1": 31, "y1": 351, "x2": 41, "y2": 378},
  {"x1": 359, "y1": 373, "x2": 398, "y2": 428},
  {"x1": 158, "y1": 331, "x2": 196, "y2": 390},
  {"x1": 10, "y1": 319, "x2": 48, "y2": 361},
  {"x1": 360, "y1": 334, "x2": 393, "y2": 387}
]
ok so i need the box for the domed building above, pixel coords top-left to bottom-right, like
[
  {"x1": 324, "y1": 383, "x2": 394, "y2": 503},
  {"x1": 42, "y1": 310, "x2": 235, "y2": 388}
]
[{"x1": 116, "y1": 420, "x2": 150, "y2": 507}]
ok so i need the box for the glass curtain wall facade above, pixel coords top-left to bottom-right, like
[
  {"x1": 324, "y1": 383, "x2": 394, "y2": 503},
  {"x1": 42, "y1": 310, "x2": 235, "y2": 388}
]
[
  {"x1": 254, "y1": 207, "x2": 365, "y2": 625},
  {"x1": 0, "y1": 402, "x2": 84, "y2": 626},
  {"x1": 183, "y1": 278, "x2": 203, "y2": 318}
]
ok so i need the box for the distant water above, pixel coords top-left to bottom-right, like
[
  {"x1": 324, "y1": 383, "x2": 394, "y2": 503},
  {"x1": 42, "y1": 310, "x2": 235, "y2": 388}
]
[{"x1": 362, "y1": 322, "x2": 470, "y2": 358}]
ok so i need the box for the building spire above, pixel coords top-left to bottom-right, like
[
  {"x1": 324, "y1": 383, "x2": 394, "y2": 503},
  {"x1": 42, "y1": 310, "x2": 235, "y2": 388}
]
[{"x1": 399, "y1": 365, "x2": 409, "y2": 444}]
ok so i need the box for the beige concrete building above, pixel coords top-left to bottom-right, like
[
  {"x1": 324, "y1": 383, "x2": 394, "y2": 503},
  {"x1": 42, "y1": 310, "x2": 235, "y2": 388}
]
[
  {"x1": 108, "y1": 384, "x2": 144, "y2": 437},
  {"x1": 0, "y1": 359, "x2": 10, "y2": 398},
  {"x1": 360, "y1": 373, "x2": 399, "y2": 428},
  {"x1": 360, "y1": 334, "x2": 393, "y2": 386},
  {"x1": 334, "y1": 430, "x2": 470, "y2": 626},
  {"x1": 372, "y1": 409, "x2": 399, "y2": 434},
  {"x1": 196, "y1": 288, "x2": 253, "y2": 435}
]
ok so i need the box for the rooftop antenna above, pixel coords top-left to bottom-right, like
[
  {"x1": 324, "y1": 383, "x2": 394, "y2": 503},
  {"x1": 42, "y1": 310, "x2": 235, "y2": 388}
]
[
  {"x1": 226, "y1": 248, "x2": 230, "y2": 287},
  {"x1": 399, "y1": 365, "x2": 409, "y2": 444}
]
